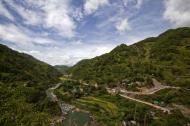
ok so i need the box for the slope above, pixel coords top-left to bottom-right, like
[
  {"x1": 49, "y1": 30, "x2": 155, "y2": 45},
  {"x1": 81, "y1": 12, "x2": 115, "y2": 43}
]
[
  {"x1": 69, "y1": 27, "x2": 190, "y2": 88},
  {"x1": 54, "y1": 65, "x2": 70, "y2": 74},
  {"x1": 0, "y1": 44, "x2": 60, "y2": 84},
  {"x1": 0, "y1": 44, "x2": 61, "y2": 126}
]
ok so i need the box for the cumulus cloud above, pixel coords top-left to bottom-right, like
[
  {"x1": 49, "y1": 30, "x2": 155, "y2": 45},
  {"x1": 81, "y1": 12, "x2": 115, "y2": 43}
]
[
  {"x1": 164, "y1": 0, "x2": 190, "y2": 27},
  {"x1": 116, "y1": 18, "x2": 131, "y2": 32},
  {"x1": 0, "y1": 0, "x2": 167, "y2": 66},
  {"x1": 0, "y1": 0, "x2": 116, "y2": 66},
  {"x1": 84, "y1": 0, "x2": 109, "y2": 15},
  {"x1": 5, "y1": 0, "x2": 76, "y2": 38}
]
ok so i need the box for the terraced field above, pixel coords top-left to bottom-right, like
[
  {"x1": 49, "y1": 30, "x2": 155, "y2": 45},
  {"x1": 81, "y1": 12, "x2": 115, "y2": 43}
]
[
  {"x1": 72, "y1": 96, "x2": 123, "y2": 126},
  {"x1": 55, "y1": 80, "x2": 190, "y2": 126},
  {"x1": 77, "y1": 96, "x2": 119, "y2": 116}
]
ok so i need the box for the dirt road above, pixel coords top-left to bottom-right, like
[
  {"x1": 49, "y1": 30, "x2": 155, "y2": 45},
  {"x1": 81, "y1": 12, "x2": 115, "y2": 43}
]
[{"x1": 119, "y1": 94, "x2": 170, "y2": 113}]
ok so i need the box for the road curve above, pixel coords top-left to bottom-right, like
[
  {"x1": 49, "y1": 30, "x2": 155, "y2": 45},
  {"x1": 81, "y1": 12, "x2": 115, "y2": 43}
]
[{"x1": 120, "y1": 86, "x2": 180, "y2": 95}]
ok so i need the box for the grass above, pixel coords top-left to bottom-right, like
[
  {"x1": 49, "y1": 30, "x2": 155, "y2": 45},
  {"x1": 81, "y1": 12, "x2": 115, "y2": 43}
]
[
  {"x1": 76, "y1": 96, "x2": 119, "y2": 117},
  {"x1": 71, "y1": 95, "x2": 123, "y2": 126},
  {"x1": 55, "y1": 81, "x2": 190, "y2": 126}
]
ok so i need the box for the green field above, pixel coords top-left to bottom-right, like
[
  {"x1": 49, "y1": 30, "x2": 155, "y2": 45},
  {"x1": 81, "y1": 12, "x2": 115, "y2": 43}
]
[
  {"x1": 71, "y1": 95, "x2": 153, "y2": 126},
  {"x1": 76, "y1": 96, "x2": 119, "y2": 116}
]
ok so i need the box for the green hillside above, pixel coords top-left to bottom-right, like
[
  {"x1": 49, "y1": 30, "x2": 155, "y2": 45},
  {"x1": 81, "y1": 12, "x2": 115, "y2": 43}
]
[
  {"x1": 0, "y1": 44, "x2": 61, "y2": 126},
  {"x1": 0, "y1": 44, "x2": 60, "y2": 84},
  {"x1": 54, "y1": 65, "x2": 70, "y2": 74},
  {"x1": 70, "y1": 27, "x2": 190, "y2": 88}
]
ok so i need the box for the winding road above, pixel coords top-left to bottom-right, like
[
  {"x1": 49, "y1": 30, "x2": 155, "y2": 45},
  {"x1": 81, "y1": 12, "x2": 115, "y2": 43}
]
[
  {"x1": 107, "y1": 87, "x2": 171, "y2": 113},
  {"x1": 106, "y1": 79, "x2": 181, "y2": 113},
  {"x1": 120, "y1": 85, "x2": 180, "y2": 95},
  {"x1": 120, "y1": 94, "x2": 171, "y2": 113},
  {"x1": 48, "y1": 80, "x2": 175, "y2": 119}
]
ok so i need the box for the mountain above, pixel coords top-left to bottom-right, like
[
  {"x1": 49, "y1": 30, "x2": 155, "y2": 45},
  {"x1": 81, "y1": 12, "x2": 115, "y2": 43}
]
[
  {"x1": 0, "y1": 44, "x2": 60, "y2": 84},
  {"x1": 69, "y1": 27, "x2": 190, "y2": 88},
  {"x1": 0, "y1": 44, "x2": 61, "y2": 126},
  {"x1": 54, "y1": 65, "x2": 70, "y2": 74}
]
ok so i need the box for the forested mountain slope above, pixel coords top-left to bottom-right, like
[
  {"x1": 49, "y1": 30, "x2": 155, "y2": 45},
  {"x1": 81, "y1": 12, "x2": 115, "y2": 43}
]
[
  {"x1": 54, "y1": 65, "x2": 70, "y2": 74},
  {"x1": 0, "y1": 44, "x2": 60, "y2": 84},
  {"x1": 0, "y1": 44, "x2": 61, "y2": 126},
  {"x1": 70, "y1": 27, "x2": 190, "y2": 88}
]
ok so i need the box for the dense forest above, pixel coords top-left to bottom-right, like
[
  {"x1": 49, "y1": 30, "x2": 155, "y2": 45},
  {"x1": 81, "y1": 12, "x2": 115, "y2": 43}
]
[
  {"x1": 0, "y1": 44, "x2": 61, "y2": 126},
  {"x1": 70, "y1": 27, "x2": 190, "y2": 88}
]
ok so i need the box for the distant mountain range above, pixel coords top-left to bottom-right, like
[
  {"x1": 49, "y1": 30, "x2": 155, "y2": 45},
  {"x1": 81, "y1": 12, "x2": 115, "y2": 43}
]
[
  {"x1": 54, "y1": 65, "x2": 70, "y2": 74},
  {"x1": 69, "y1": 27, "x2": 190, "y2": 88}
]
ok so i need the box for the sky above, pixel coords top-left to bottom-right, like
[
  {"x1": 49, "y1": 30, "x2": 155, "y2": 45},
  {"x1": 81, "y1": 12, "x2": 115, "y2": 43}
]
[{"x1": 0, "y1": 0, "x2": 190, "y2": 66}]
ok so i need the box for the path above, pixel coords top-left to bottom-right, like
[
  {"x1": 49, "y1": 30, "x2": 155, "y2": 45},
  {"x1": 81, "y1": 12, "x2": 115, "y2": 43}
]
[
  {"x1": 119, "y1": 94, "x2": 170, "y2": 113},
  {"x1": 120, "y1": 79, "x2": 180, "y2": 95},
  {"x1": 120, "y1": 85, "x2": 179, "y2": 95},
  {"x1": 106, "y1": 88, "x2": 171, "y2": 113}
]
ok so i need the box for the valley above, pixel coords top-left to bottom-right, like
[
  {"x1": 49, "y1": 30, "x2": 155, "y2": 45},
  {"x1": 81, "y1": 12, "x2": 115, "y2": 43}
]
[
  {"x1": 52, "y1": 27, "x2": 190, "y2": 126},
  {"x1": 51, "y1": 76, "x2": 190, "y2": 126},
  {"x1": 1, "y1": 27, "x2": 190, "y2": 126}
]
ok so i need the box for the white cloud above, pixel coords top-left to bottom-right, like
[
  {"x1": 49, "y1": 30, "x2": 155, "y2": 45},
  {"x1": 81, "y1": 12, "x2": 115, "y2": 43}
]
[
  {"x1": 7, "y1": 1, "x2": 42, "y2": 25},
  {"x1": 5, "y1": 0, "x2": 76, "y2": 38},
  {"x1": 0, "y1": 24, "x2": 54, "y2": 46},
  {"x1": 41, "y1": 0, "x2": 76, "y2": 37},
  {"x1": 0, "y1": 1, "x2": 14, "y2": 20},
  {"x1": 84, "y1": 0, "x2": 109, "y2": 15},
  {"x1": 164, "y1": 0, "x2": 190, "y2": 27},
  {"x1": 122, "y1": 0, "x2": 143, "y2": 9},
  {"x1": 116, "y1": 18, "x2": 131, "y2": 32},
  {"x1": 24, "y1": 42, "x2": 116, "y2": 66},
  {"x1": 0, "y1": 0, "x2": 116, "y2": 66},
  {"x1": 72, "y1": 7, "x2": 84, "y2": 21},
  {"x1": 96, "y1": 0, "x2": 144, "y2": 33}
]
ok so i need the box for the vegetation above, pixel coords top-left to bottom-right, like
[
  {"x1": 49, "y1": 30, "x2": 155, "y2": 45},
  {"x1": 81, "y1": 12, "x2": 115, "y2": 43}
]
[
  {"x1": 1, "y1": 27, "x2": 190, "y2": 126},
  {"x1": 70, "y1": 27, "x2": 190, "y2": 88},
  {"x1": 137, "y1": 88, "x2": 190, "y2": 107},
  {"x1": 55, "y1": 80, "x2": 107, "y2": 102},
  {"x1": 0, "y1": 44, "x2": 61, "y2": 126},
  {"x1": 54, "y1": 65, "x2": 70, "y2": 74},
  {"x1": 63, "y1": 111, "x2": 91, "y2": 126},
  {"x1": 0, "y1": 44, "x2": 61, "y2": 84},
  {"x1": 55, "y1": 80, "x2": 190, "y2": 126},
  {"x1": 0, "y1": 82, "x2": 61, "y2": 126}
]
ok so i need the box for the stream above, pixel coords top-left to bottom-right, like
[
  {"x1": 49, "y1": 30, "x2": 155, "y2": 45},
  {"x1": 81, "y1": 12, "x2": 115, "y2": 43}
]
[{"x1": 46, "y1": 83, "x2": 91, "y2": 126}]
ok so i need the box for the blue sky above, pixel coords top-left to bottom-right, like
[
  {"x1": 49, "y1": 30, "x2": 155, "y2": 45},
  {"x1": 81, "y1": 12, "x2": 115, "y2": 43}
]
[{"x1": 0, "y1": 0, "x2": 190, "y2": 65}]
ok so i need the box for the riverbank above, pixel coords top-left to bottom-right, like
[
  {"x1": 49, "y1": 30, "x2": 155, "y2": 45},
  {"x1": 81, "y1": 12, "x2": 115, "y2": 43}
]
[{"x1": 46, "y1": 83, "x2": 93, "y2": 126}]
